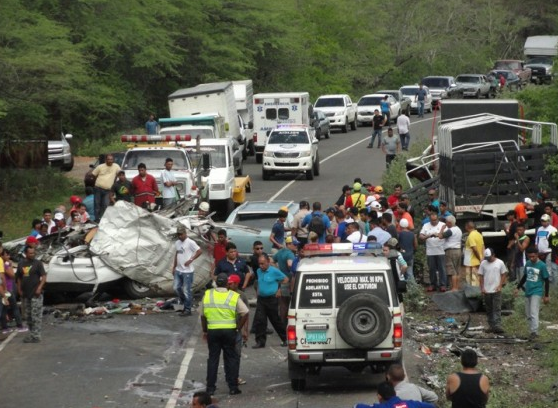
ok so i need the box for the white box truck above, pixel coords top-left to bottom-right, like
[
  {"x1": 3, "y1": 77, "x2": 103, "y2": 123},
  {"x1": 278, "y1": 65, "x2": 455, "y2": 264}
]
[
  {"x1": 524, "y1": 35, "x2": 558, "y2": 84},
  {"x1": 252, "y1": 92, "x2": 311, "y2": 163},
  {"x1": 168, "y1": 82, "x2": 247, "y2": 148},
  {"x1": 233, "y1": 80, "x2": 254, "y2": 155}
]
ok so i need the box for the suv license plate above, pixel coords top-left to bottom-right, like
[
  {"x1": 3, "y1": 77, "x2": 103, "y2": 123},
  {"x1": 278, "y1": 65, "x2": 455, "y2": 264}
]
[{"x1": 306, "y1": 331, "x2": 327, "y2": 342}]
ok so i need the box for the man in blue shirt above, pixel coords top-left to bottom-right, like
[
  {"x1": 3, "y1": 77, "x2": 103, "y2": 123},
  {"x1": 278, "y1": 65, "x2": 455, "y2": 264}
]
[
  {"x1": 273, "y1": 237, "x2": 297, "y2": 325},
  {"x1": 252, "y1": 254, "x2": 288, "y2": 349},
  {"x1": 354, "y1": 382, "x2": 435, "y2": 408},
  {"x1": 380, "y1": 95, "x2": 391, "y2": 125},
  {"x1": 270, "y1": 209, "x2": 288, "y2": 251},
  {"x1": 301, "y1": 201, "x2": 331, "y2": 243},
  {"x1": 214, "y1": 243, "x2": 253, "y2": 290},
  {"x1": 145, "y1": 114, "x2": 159, "y2": 135},
  {"x1": 415, "y1": 84, "x2": 428, "y2": 118}
]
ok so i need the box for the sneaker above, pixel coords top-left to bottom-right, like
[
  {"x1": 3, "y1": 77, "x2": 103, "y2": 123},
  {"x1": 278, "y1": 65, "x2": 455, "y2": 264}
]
[
  {"x1": 23, "y1": 336, "x2": 40, "y2": 343},
  {"x1": 1, "y1": 328, "x2": 12, "y2": 334},
  {"x1": 180, "y1": 311, "x2": 192, "y2": 316},
  {"x1": 17, "y1": 326, "x2": 29, "y2": 333},
  {"x1": 367, "y1": 144, "x2": 373, "y2": 148},
  {"x1": 238, "y1": 378, "x2": 247, "y2": 385},
  {"x1": 439, "y1": 286, "x2": 447, "y2": 293},
  {"x1": 229, "y1": 388, "x2": 242, "y2": 396}
]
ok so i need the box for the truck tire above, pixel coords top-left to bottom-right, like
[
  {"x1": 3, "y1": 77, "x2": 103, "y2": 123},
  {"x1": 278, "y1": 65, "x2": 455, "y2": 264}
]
[
  {"x1": 305, "y1": 167, "x2": 314, "y2": 180},
  {"x1": 61, "y1": 157, "x2": 74, "y2": 172},
  {"x1": 123, "y1": 278, "x2": 154, "y2": 299},
  {"x1": 256, "y1": 153, "x2": 263, "y2": 164},
  {"x1": 350, "y1": 117, "x2": 357, "y2": 131},
  {"x1": 342, "y1": 118, "x2": 349, "y2": 133},
  {"x1": 262, "y1": 168, "x2": 271, "y2": 180},
  {"x1": 313, "y1": 154, "x2": 320, "y2": 176},
  {"x1": 291, "y1": 378, "x2": 306, "y2": 391},
  {"x1": 336, "y1": 293, "x2": 391, "y2": 349},
  {"x1": 325, "y1": 128, "x2": 330, "y2": 139}
]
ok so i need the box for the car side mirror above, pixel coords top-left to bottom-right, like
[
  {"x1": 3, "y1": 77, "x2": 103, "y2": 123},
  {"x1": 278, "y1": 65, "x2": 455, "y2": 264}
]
[
  {"x1": 450, "y1": 83, "x2": 456, "y2": 88},
  {"x1": 64, "y1": 133, "x2": 73, "y2": 140}
]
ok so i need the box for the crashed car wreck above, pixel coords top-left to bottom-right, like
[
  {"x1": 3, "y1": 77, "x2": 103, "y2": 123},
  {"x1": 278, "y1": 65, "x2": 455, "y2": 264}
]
[{"x1": 3, "y1": 201, "x2": 238, "y2": 299}]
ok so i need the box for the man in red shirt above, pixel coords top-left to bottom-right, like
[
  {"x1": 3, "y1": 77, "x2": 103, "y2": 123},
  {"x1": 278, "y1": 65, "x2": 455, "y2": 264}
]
[
  {"x1": 514, "y1": 197, "x2": 534, "y2": 223},
  {"x1": 131, "y1": 163, "x2": 159, "y2": 208},
  {"x1": 213, "y1": 229, "x2": 229, "y2": 265},
  {"x1": 387, "y1": 184, "x2": 403, "y2": 209},
  {"x1": 544, "y1": 202, "x2": 558, "y2": 229}
]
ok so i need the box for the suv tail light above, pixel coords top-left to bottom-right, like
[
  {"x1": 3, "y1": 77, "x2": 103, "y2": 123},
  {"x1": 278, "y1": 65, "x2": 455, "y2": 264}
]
[
  {"x1": 393, "y1": 323, "x2": 403, "y2": 347},
  {"x1": 287, "y1": 324, "x2": 297, "y2": 350}
]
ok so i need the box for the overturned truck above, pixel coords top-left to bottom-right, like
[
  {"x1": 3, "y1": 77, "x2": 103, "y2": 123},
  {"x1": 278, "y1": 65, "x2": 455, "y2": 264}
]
[{"x1": 407, "y1": 105, "x2": 557, "y2": 240}]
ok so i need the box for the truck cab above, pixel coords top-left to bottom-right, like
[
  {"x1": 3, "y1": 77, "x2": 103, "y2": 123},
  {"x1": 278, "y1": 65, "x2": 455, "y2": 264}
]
[{"x1": 159, "y1": 114, "x2": 226, "y2": 139}]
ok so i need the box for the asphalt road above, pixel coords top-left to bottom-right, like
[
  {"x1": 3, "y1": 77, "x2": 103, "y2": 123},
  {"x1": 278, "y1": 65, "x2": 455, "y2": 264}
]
[{"x1": 0, "y1": 111, "x2": 440, "y2": 408}]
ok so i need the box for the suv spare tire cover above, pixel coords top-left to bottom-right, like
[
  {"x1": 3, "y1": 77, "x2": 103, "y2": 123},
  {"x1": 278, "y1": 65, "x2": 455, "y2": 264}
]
[{"x1": 336, "y1": 293, "x2": 391, "y2": 349}]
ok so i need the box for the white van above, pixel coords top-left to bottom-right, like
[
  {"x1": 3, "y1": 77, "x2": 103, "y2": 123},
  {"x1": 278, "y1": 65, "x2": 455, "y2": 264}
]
[{"x1": 252, "y1": 92, "x2": 311, "y2": 163}]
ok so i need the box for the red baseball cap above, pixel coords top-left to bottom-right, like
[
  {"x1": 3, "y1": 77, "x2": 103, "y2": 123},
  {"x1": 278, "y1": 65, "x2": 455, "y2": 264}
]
[
  {"x1": 227, "y1": 274, "x2": 241, "y2": 284},
  {"x1": 26, "y1": 236, "x2": 39, "y2": 245},
  {"x1": 70, "y1": 195, "x2": 82, "y2": 204}
]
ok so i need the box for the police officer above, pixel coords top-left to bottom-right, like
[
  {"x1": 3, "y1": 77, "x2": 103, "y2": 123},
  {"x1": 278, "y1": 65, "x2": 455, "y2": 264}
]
[{"x1": 200, "y1": 273, "x2": 249, "y2": 396}]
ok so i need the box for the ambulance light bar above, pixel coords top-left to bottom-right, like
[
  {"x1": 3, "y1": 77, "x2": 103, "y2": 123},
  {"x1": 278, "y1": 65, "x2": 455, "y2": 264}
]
[
  {"x1": 303, "y1": 242, "x2": 382, "y2": 256},
  {"x1": 121, "y1": 135, "x2": 192, "y2": 143}
]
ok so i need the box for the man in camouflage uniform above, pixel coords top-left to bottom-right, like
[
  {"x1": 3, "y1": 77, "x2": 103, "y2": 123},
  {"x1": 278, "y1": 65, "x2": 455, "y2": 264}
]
[{"x1": 16, "y1": 247, "x2": 47, "y2": 343}]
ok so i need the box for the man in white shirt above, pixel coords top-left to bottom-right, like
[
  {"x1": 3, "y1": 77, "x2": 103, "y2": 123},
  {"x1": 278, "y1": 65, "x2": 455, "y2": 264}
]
[
  {"x1": 291, "y1": 200, "x2": 310, "y2": 246},
  {"x1": 396, "y1": 112, "x2": 411, "y2": 151},
  {"x1": 419, "y1": 212, "x2": 447, "y2": 292},
  {"x1": 161, "y1": 158, "x2": 178, "y2": 209},
  {"x1": 535, "y1": 213, "x2": 557, "y2": 274},
  {"x1": 173, "y1": 226, "x2": 202, "y2": 316},
  {"x1": 440, "y1": 215, "x2": 462, "y2": 291},
  {"x1": 346, "y1": 222, "x2": 367, "y2": 243},
  {"x1": 478, "y1": 248, "x2": 507, "y2": 334}
]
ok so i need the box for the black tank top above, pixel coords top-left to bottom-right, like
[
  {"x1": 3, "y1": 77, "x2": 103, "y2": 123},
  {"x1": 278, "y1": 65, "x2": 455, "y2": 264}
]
[{"x1": 451, "y1": 372, "x2": 487, "y2": 408}]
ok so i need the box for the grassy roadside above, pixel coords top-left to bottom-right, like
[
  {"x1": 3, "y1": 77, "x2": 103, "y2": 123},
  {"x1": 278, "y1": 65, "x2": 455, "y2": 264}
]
[{"x1": 0, "y1": 168, "x2": 81, "y2": 241}]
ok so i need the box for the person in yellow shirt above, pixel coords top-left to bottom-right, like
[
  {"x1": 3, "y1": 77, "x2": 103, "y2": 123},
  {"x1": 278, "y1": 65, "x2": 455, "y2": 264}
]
[
  {"x1": 91, "y1": 154, "x2": 121, "y2": 222},
  {"x1": 462, "y1": 221, "x2": 485, "y2": 286},
  {"x1": 350, "y1": 182, "x2": 367, "y2": 210}
]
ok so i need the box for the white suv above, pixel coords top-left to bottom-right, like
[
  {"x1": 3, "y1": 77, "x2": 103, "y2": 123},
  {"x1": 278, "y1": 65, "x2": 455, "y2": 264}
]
[
  {"x1": 314, "y1": 94, "x2": 358, "y2": 133},
  {"x1": 287, "y1": 243, "x2": 405, "y2": 391},
  {"x1": 262, "y1": 125, "x2": 320, "y2": 180}
]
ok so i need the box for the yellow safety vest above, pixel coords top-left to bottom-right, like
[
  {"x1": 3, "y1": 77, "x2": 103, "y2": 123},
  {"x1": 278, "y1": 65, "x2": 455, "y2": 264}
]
[{"x1": 203, "y1": 289, "x2": 239, "y2": 330}]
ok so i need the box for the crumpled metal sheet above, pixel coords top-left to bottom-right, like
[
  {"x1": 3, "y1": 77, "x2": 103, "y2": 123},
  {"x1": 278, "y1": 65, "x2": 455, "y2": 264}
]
[{"x1": 90, "y1": 201, "x2": 213, "y2": 292}]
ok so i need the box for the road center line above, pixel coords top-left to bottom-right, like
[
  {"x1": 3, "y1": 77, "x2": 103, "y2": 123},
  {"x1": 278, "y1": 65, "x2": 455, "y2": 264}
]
[
  {"x1": 165, "y1": 328, "x2": 200, "y2": 408},
  {"x1": 267, "y1": 117, "x2": 431, "y2": 202}
]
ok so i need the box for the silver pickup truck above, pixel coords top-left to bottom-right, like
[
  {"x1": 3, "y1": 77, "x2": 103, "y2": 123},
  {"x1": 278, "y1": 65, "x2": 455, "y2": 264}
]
[
  {"x1": 455, "y1": 74, "x2": 492, "y2": 98},
  {"x1": 48, "y1": 133, "x2": 74, "y2": 171}
]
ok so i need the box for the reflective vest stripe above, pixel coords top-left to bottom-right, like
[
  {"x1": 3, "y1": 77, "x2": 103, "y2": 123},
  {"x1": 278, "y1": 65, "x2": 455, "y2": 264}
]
[{"x1": 203, "y1": 289, "x2": 239, "y2": 329}]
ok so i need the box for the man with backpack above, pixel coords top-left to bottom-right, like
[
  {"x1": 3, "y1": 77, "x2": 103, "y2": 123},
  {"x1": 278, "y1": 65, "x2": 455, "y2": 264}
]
[{"x1": 301, "y1": 202, "x2": 331, "y2": 244}]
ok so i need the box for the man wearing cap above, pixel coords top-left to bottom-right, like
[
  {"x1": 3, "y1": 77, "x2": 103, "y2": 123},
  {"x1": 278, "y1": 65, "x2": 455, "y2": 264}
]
[
  {"x1": 161, "y1": 158, "x2": 178, "y2": 209},
  {"x1": 131, "y1": 163, "x2": 159, "y2": 209},
  {"x1": 214, "y1": 242, "x2": 252, "y2": 290},
  {"x1": 478, "y1": 248, "x2": 507, "y2": 334},
  {"x1": 272, "y1": 236, "x2": 298, "y2": 324},
  {"x1": 350, "y1": 183, "x2": 367, "y2": 210},
  {"x1": 514, "y1": 197, "x2": 534, "y2": 223},
  {"x1": 536, "y1": 214, "x2": 557, "y2": 281},
  {"x1": 110, "y1": 170, "x2": 133, "y2": 204},
  {"x1": 439, "y1": 216, "x2": 462, "y2": 291},
  {"x1": 91, "y1": 153, "x2": 121, "y2": 222},
  {"x1": 419, "y1": 212, "x2": 447, "y2": 292},
  {"x1": 252, "y1": 254, "x2": 288, "y2": 349},
  {"x1": 173, "y1": 226, "x2": 203, "y2": 316},
  {"x1": 50, "y1": 212, "x2": 67, "y2": 234},
  {"x1": 200, "y1": 273, "x2": 248, "y2": 396},
  {"x1": 291, "y1": 201, "x2": 310, "y2": 247}
]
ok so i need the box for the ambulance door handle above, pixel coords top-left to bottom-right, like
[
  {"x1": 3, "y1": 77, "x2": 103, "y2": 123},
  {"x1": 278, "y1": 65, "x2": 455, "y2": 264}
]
[{"x1": 320, "y1": 311, "x2": 332, "y2": 316}]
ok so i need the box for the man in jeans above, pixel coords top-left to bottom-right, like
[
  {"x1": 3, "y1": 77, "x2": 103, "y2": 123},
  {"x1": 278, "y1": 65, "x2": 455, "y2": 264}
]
[
  {"x1": 419, "y1": 212, "x2": 447, "y2": 292},
  {"x1": 173, "y1": 226, "x2": 202, "y2": 316},
  {"x1": 367, "y1": 109, "x2": 386, "y2": 148},
  {"x1": 478, "y1": 248, "x2": 507, "y2": 334},
  {"x1": 381, "y1": 128, "x2": 400, "y2": 168},
  {"x1": 91, "y1": 154, "x2": 121, "y2": 222},
  {"x1": 415, "y1": 84, "x2": 428, "y2": 118}
]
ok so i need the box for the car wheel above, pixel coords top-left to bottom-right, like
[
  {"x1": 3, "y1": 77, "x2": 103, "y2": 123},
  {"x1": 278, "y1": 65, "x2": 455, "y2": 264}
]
[
  {"x1": 342, "y1": 118, "x2": 349, "y2": 133},
  {"x1": 61, "y1": 157, "x2": 74, "y2": 172},
  {"x1": 475, "y1": 90, "x2": 480, "y2": 99},
  {"x1": 350, "y1": 117, "x2": 357, "y2": 131},
  {"x1": 291, "y1": 379, "x2": 306, "y2": 391},
  {"x1": 325, "y1": 128, "x2": 330, "y2": 139},
  {"x1": 256, "y1": 153, "x2": 263, "y2": 164},
  {"x1": 123, "y1": 278, "x2": 154, "y2": 299},
  {"x1": 315, "y1": 129, "x2": 321, "y2": 141},
  {"x1": 262, "y1": 168, "x2": 271, "y2": 180},
  {"x1": 305, "y1": 167, "x2": 314, "y2": 180},
  {"x1": 336, "y1": 293, "x2": 391, "y2": 349},
  {"x1": 313, "y1": 154, "x2": 320, "y2": 176}
]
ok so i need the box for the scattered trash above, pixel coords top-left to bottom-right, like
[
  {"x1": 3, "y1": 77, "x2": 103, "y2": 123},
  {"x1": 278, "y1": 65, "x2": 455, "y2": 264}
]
[
  {"x1": 421, "y1": 344, "x2": 432, "y2": 355},
  {"x1": 546, "y1": 324, "x2": 558, "y2": 330}
]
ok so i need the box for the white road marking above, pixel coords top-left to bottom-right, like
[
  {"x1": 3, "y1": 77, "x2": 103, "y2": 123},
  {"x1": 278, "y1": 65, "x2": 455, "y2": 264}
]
[
  {"x1": 165, "y1": 330, "x2": 200, "y2": 408},
  {"x1": 267, "y1": 117, "x2": 432, "y2": 202},
  {"x1": 0, "y1": 330, "x2": 18, "y2": 352}
]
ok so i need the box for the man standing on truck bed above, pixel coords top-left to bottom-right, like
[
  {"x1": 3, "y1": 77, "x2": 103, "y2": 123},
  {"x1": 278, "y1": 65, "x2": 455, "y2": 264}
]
[
  {"x1": 161, "y1": 158, "x2": 178, "y2": 209},
  {"x1": 145, "y1": 114, "x2": 159, "y2": 135}
]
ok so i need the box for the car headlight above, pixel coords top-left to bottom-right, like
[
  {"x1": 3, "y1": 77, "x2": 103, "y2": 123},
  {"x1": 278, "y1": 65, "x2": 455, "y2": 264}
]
[
  {"x1": 300, "y1": 150, "x2": 311, "y2": 157},
  {"x1": 210, "y1": 183, "x2": 225, "y2": 191},
  {"x1": 440, "y1": 91, "x2": 447, "y2": 98},
  {"x1": 176, "y1": 184, "x2": 184, "y2": 192},
  {"x1": 263, "y1": 151, "x2": 273, "y2": 157},
  {"x1": 63, "y1": 146, "x2": 71, "y2": 154}
]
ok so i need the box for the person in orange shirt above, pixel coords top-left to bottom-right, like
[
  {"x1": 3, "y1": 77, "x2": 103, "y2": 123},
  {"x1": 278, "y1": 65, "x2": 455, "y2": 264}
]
[
  {"x1": 514, "y1": 197, "x2": 534, "y2": 223},
  {"x1": 396, "y1": 202, "x2": 414, "y2": 231}
]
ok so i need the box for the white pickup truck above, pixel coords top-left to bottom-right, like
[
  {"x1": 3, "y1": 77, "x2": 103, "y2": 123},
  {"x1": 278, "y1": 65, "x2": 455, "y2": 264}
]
[{"x1": 314, "y1": 94, "x2": 358, "y2": 133}]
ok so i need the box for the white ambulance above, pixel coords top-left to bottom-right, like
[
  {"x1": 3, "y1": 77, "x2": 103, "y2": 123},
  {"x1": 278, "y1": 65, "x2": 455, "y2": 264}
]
[{"x1": 252, "y1": 92, "x2": 311, "y2": 163}]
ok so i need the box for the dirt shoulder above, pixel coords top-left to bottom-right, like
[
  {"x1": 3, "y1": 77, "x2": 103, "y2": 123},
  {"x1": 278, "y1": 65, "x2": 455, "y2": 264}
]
[{"x1": 67, "y1": 156, "x2": 95, "y2": 185}]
